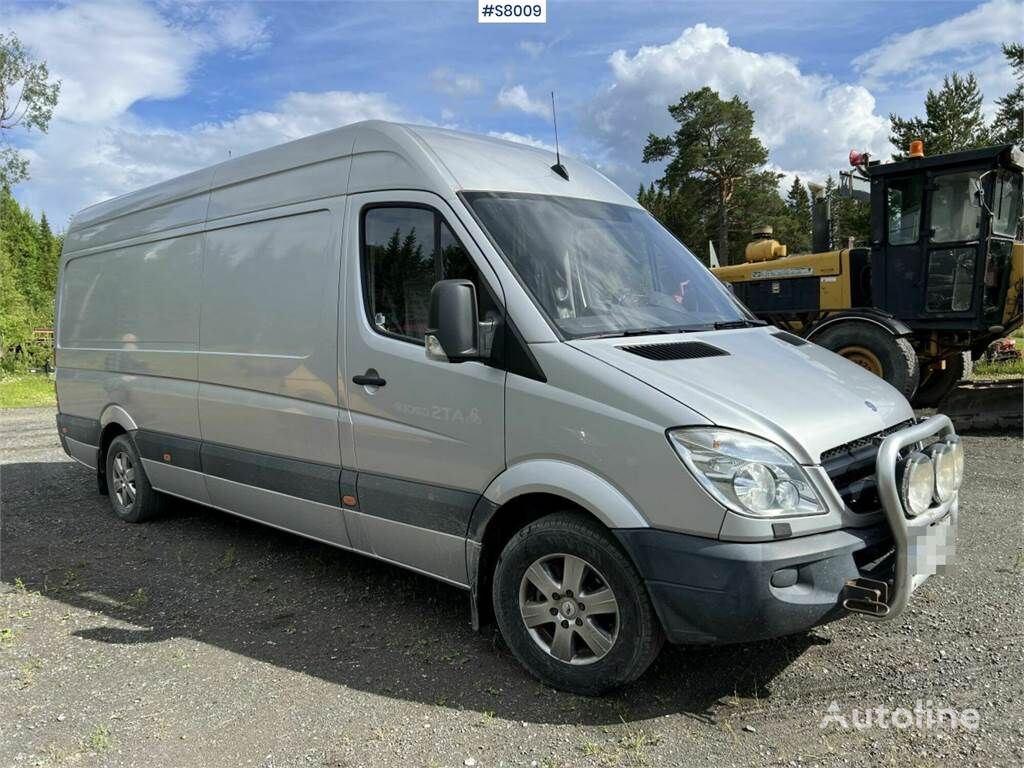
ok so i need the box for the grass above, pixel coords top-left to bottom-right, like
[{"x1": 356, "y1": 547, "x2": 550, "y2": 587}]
[
  {"x1": 83, "y1": 724, "x2": 112, "y2": 753},
  {"x1": 0, "y1": 373, "x2": 56, "y2": 408},
  {"x1": 974, "y1": 359, "x2": 1024, "y2": 377}
]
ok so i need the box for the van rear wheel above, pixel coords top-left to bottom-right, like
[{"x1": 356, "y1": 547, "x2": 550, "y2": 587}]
[
  {"x1": 105, "y1": 434, "x2": 164, "y2": 523},
  {"x1": 492, "y1": 512, "x2": 663, "y2": 694}
]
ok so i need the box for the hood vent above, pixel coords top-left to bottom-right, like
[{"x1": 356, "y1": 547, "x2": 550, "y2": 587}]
[
  {"x1": 618, "y1": 341, "x2": 729, "y2": 361},
  {"x1": 772, "y1": 331, "x2": 809, "y2": 347}
]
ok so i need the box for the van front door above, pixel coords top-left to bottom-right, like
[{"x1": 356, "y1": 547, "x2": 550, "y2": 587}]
[{"x1": 342, "y1": 192, "x2": 506, "y2": 585}]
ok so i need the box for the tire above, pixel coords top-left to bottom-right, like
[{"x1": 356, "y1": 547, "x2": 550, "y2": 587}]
[
  {"x1": 492, "y1": 512, "x2": 663, "y2": 695},
  {"x1": 814, "y1": 322, "x2": 920, "y2": 400},
  {"x1": 104, "y1": 434, "x2": 164, "y2": 523},
  {"x1": 912, "y1": 353, "x2": 968, "y2": 408}
]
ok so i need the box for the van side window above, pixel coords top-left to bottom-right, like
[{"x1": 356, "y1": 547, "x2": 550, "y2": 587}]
[
  {"x1": 886, "y1": 177, "x2": 922, "y2": 245},
  {"x1": 362, "y1": 206, "x2": 496, "y2": 343}
]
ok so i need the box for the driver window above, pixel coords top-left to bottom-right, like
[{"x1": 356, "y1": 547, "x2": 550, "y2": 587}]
[
  {"x1": 887, "y1": 177, "x2": 922, "y2": 245},
  {"x1": 930, "y1": 171, "x2": 982, "y2": 243},
  {"x1": 362, "y1": 206, "x2": 497, "y2": 343}
]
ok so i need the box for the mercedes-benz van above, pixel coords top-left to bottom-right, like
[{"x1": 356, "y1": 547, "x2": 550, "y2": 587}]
[{"x1": 54, "y1": 121, "x2": 962, "y2": 694}]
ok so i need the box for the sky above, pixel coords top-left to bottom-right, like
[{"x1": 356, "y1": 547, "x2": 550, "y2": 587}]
[{"x1": 2, "y1": 0, "x2": 1021, "y2": 228}]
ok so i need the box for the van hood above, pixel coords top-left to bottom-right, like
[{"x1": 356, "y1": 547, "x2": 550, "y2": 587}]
[{"x1": 568, "y1": 327, "x2": 914, "y2": 464}]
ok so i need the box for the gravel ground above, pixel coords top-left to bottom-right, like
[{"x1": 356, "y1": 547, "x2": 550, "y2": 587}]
[{"x1": 1, "y1": 407, "x2": 1022, "y2": 768}]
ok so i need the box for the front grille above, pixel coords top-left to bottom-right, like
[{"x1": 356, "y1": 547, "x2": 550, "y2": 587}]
[
  {"x1": 821, "y1": 420, "x2": 914, "y2": 514},
  {"x1": 820, "y1": 419, "x2": 915, "y2": 463}
]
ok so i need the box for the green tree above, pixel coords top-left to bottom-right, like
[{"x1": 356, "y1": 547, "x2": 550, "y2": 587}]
[
  {"x1": 889, "y1": 72, "x2": 990, "y2": 159},
  {"x1": 0, "y1": 186, "x2": 60, "y2": 370},
  {"x1": 637, "y1": 181, "x2": 712, "y2": 262},
  {"x1": 727, "y1": 169, "x2": 787, "y2": 254},
  {"x1": 1, "y1": 31, "x2": 62, "y2": 187},
  {"x1": 781, "y1": 176, "x2": 812, "y2": 253},
  {"x1": 991, "y1": 42, "x2": 1023, "y2": 145},
  {"x1": 821, "y1": 175, "x2": 871, "y2": 249},
  {"x1": 36, "y1": 211, "x2": 60, "y2": 302},
  {"x1": 643, "y1": 87, "x2": 769, "y2": 264}
]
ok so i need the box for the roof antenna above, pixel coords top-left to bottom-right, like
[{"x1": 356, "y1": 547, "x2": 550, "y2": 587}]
[{"x1": 550, "y1": 91, "x2": 569, "y2": 181}]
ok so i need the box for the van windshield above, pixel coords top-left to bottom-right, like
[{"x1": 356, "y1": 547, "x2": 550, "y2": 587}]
[{"x1": 463, "y1": 191, "x2": 751, "y2": 338}]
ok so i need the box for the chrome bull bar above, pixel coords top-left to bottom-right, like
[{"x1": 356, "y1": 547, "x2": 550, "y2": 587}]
[{"x1": 854, "y1": 414, "x2": 959, "y2": 620}]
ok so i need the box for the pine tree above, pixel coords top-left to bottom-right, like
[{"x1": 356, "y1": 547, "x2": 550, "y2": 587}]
[
  {"x1": 643, "y1": 87, "x2": 769, "y2": 265},
  {"x1": 36, "y1": 212, "x2": 60, "y2": 305},
  {"x1": 992, "y1": 43, "x2": 1023, "y2": 145},
  {"x1": 889, "y1": 73, "x2": 990, "y2": 159},
  {"x1": 820, "y1": 175, "x2": 871, "y2": 248},
  {"x1": 782, "y1": 176, "x2": 812, "y2": 253},
  {"x1": 0, "y1": 188, "x2": 34, "y2": 367}
]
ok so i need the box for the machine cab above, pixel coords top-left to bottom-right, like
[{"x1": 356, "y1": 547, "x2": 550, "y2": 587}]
[{"x1": 867, "y1": 143, "x2": 1023, "y2": 334}]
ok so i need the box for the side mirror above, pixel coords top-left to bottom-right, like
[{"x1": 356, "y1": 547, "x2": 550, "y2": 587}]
[
  {"x1": 426, "y1": 279, "x2": 481, "y2": 362},
  {"x1": 972, "y1": 170, "x2": 993, "y2": 213}
]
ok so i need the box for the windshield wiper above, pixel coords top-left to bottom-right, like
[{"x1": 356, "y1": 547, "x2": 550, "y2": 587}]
[
  {"x1": 577, "y1": 327, "x2": 699, "y2": 340},
  {"x1": 712, "y1": 319, "x2": 766, "y2": 330}
]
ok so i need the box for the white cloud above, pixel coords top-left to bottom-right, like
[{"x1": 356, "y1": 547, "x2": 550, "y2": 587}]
[
  {"x1": 487, "y1": 131, "x2": 555, "y2": 152},
  {"x1": 9, "y1": 0, "x2": 203, "y2": 124},
  {"x1": 497, "y1": 84, "x2": 551, "y2": 118},
  {"x1": 199, "y1": 3, "x2": 272, "y2": 53},
  {"x1": 853, "y1": 0, "x2": 1020, "y2": 84},
  {"x1": 17, "y1": 91, "x2": 405, "y2": 226},
  {"x1": 518, "y1": 32, "x2": 568, "y2": 58},
  {"x1": 852, "y1": 0, "x2": 1019, "y2": 120},
  {"x1": 580, "y1": 23, "x2": 890, "y2": 192},
  {"x1": 430, "y1": 68, "x2": 483, "y2": 97},
  {"x1": 519, "y1": 41, "x2": 547, "y2": 57},
  {"x1": 7, "y1": 0, "x2": 273, "y2": 127}
]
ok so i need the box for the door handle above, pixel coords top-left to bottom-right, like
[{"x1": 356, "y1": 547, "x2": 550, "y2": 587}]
[{"x1": 352, "y1": 369, "x2": 386, "y2": 388}]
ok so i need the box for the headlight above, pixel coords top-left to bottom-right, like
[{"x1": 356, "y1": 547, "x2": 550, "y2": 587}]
[
  {"x1": 929, "y1": 442, "x2": 956, "y2": 503},
  {"x1": 900, "y1": 452, "x2": 934, "y2": 517},
  {"x1": 668, "y1": 428, "x2": 826, "y2": 518}
]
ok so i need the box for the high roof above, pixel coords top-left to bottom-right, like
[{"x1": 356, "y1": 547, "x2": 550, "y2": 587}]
[{"x1": 65, "y1": 121, "x2": 634, "y2": 253}]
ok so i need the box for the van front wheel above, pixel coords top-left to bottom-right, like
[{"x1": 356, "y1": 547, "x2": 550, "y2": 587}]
[{"x1": 492, "y1": 513, "x2": 663, "y2": 694}]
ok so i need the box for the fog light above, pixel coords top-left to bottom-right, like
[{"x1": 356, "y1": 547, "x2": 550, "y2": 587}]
[
  {"x1": 947, "y1": 436, "x2": 964, "y2": 490},
  {"x1": 900, "y1": 452, "x2": 934, "y2": 517},
  {"x1": 929, "y1": 442, "x2": 956, "y2": 503}
]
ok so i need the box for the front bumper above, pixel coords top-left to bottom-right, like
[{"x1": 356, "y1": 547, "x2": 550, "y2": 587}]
[
  {"x1": 614, "y1": 523, "x2": 896, "y2": 644},
  {"x1": 615, "y1": 414, "x2": 959, "y2": 644}
]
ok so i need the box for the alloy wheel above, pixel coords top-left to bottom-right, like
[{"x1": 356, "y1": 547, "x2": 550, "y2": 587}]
[
  {"x1": 111, "y1": 450, "x2": 137, "y2": 508},
  {"x1": 518, "y1": 553, "x2": 619, "y2": 665}
]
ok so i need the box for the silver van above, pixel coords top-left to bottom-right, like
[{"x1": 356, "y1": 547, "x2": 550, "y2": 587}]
[{"x1": 55, "y1": 121, "x2": 962, "y2": 694}]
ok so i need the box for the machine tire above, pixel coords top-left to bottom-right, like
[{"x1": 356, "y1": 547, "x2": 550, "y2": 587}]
[
  {"x1": 105, "y1": 434, "x2": 164, "y2": 523},
  {"x1": 814, "y1": 322, "x2": 920, "y2": 399},
  {"x1": 492, "y1": 512, "x2": 663, "y2": 695},
  {"x1": 912, "y1": 353, "x2": 968, "y2": 408}
]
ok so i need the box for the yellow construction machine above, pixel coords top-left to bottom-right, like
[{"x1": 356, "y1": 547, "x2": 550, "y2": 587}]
[{"x1": 713, "y1": 142, "x2": 1023, "y2": 405}]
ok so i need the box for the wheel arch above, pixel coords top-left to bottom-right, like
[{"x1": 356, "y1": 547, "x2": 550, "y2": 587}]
[
  {"x1": 96, "y1": 405, "x2": 138, "y2": 492},
  {"x1": 805, "y1": 310, "x2": 913, "y2": 341},
  {"x1": 466, "y1": 460, "x2": 649, "y2": 629}
]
